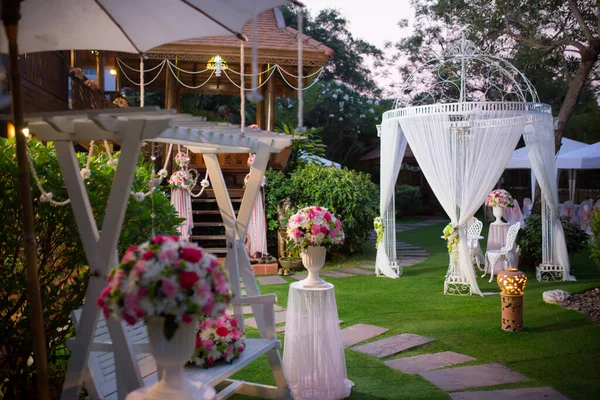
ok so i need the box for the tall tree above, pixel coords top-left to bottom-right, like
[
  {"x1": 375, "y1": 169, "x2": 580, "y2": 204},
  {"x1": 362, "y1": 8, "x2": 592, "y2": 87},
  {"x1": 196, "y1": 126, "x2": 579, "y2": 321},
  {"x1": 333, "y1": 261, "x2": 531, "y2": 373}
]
[
  {"x1": 391, "y1": 0, "x2": 600, "y2": 150},
  {"x1": 281, "y1": 5, "x2": 384, "y2": 94}
]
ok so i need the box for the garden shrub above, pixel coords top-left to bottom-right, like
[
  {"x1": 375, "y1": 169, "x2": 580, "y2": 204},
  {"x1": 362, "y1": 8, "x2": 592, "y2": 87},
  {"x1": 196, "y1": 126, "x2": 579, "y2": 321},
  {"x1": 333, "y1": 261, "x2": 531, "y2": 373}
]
[
  {"x1": 0, "y1": 139, "x2": 181, "y2": 399},
  {"x1": 395, "y1": 185, "x2": 422, "y2": 217},
  {"x1": 590, "y1": 208, "x2": 600, "y2": 267},
  {"x1": 289, "y1": 163, "x2": 378, "y2": 253},
  {"x1": 517, "y1": 213, "x2": 589, "y2": 269}
]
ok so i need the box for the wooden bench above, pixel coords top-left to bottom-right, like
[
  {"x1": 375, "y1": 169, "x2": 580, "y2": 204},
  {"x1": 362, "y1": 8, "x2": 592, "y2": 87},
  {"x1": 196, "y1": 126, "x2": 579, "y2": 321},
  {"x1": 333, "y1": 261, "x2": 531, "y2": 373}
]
[{"x1": 69, "y1": 294, "x2": 291, "y2": 400}]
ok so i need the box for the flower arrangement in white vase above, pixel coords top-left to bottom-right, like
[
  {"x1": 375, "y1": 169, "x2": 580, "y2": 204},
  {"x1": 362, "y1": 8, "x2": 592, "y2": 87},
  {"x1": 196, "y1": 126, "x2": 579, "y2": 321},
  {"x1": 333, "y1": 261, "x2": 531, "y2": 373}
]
[
  {"x1": 485, "y1": 189, "x2": 514, "y2": 225},
  {"x1": 190, "y1": 314, "x2": 245, "y2": 368},
  {"x1": 97, "y1": 236, "x2": 231, "y2": 400},
  {"x1": 286, "y1": 206, "x2": 344, "y2": 288}
]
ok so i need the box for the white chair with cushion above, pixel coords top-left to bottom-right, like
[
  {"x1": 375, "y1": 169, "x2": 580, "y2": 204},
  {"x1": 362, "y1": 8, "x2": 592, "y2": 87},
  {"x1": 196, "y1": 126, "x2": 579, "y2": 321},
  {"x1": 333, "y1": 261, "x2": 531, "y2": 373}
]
[
  {"x1": 483, "y1": 222, "x2": 521, "y2": 283},
  {"x1": 466, "y1": 217, "x2": 484, "y2": 271}
]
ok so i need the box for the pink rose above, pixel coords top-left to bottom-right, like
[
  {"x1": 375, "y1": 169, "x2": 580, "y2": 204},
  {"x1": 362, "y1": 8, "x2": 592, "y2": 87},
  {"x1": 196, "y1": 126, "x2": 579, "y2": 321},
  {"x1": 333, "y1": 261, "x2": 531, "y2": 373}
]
[
  {"x1": 142, "y1": 250, "x2": 154, "y2": 261},
  {"x1": 182, "y1": 314, "x2": 192, "y2": 324},
  {"x1": 293, "y1": 228, "x2": 302, "y2": 239},
  {"x1": 324, "y1": 212, "x2": 332, "y2": 222},
  {"x1": 121, "y1": 250, "x2": 137, "y2": 264},
  {"x1": 159, "y1": 249, "x2": 179, "y2": 262},
  {"x1": 179, "y1": 271, "x2": 200, "y2": 290},
  {"x1": 161, "y1": 277, "x2": 178, "y2": 297},
  {"x1": 181, "y1": 247, "x2": 203, "y2": 264},
  {"x1": 311, "y1": 224, "x2": 320, "y2": 235},
  {"x1": 152, "y1": 236, "x2": 167, "y2": 244},
  {"x1": 320, "y1": 226, "x2": 328, "y2": 234},
  {"x1": 203, "y1": 339, "x2": 214, "y2": 351},
  {"x1": 122, "y1": 312, "x2": 136, "y2": 326}
]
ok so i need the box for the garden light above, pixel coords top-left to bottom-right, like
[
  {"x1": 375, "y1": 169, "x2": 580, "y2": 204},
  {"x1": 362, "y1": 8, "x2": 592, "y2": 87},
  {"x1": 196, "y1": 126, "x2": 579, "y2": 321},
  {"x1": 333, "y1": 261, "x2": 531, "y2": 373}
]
[{"x1": 497, "y1": 268, "x2": 527, "y2": 332}]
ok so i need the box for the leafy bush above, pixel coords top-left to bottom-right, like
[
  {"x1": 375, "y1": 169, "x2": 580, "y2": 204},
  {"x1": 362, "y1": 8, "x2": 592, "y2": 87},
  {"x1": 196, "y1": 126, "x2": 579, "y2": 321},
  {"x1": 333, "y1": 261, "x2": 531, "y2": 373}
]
[
  {"x1": 0, "y1": 139, "x2": 181, "y2": 399},
  {"x1": 395, "y1": 185, "x2": 422, "y2": 217},
  {"x1": 517, "y1": 214, "x2": 589, "y2": 269},
  {"x1": 590, "y1": 209, "x2": 600, "y2": 266},
  {"x1": 289, "y1": 163, "x2": 378, "y2": 253}
]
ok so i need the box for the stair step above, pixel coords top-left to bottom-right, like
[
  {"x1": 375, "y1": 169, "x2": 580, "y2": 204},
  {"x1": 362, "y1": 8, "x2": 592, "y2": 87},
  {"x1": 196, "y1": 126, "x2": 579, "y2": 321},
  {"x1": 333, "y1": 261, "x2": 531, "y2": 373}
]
[
  {"x1": 192, "y1": 210, "x2": 238, "y2": 215},
  {"x1": 194, "y1": 222, "x2": 225, "y2": 227},
  {"x1": 202, "y1": 248, "x2": 228, "y2": 254},
  {"x1": 191, "y1": 235, "x2": 227, "y2": 240},
  {"x1": 192, "y1": 198, "x2": 243, "y2": 203}
]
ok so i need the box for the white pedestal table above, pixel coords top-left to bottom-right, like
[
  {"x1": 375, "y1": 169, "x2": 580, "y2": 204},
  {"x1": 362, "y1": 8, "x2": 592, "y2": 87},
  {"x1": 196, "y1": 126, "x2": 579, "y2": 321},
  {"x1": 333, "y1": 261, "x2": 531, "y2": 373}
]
[{"x1": 283, "y1": 281, "x2": 353, "y2": 400}]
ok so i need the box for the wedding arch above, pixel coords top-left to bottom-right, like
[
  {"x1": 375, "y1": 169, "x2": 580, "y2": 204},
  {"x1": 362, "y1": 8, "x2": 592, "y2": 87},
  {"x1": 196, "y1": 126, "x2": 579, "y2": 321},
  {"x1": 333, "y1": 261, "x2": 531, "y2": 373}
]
[{"x1": 377, "y1": 38, "x2": 574, "y2": 294}]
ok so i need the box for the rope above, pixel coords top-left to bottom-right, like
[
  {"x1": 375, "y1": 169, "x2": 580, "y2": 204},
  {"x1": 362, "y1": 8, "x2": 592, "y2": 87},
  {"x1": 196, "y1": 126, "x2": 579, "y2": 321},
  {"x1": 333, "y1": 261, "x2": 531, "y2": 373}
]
[
  {"x1": 167, "y1": 62, "x2": 215, "y2": 89},
  {"x1": 277, "y1": 66, "x2": 324, "y2": 91},
  {"x1": 117, "y1": 59, "x2": 166, "y2": 86},
  {"x1": 117, "y1": 58, "x2": 166, "y2": 73},
  {"x1": 297, "y1": 7, "x2": 304, "y2": 129},
  {"x1": 223, "y1": 67, "x2": 276, "y2": 91},
  {"x1": 227, "y1": 64, "x2": 276, "y2": 76},
  {"x1": 167, "y1": 60, "x2": 210, "y2": 75},
  {"x1": 26, "y1": 146, "x2": 70, "y2": 206},
  {"x1": 140, "y1": 57, "x2": 144, "y2": 107}
]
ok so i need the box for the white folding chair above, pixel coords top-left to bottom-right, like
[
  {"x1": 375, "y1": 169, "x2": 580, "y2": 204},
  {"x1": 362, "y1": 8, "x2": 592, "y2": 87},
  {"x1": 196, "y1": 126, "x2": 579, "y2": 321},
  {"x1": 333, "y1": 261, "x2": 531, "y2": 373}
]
[{"x1": 483, "y1": 222, "x2": 521, "y2": 283}]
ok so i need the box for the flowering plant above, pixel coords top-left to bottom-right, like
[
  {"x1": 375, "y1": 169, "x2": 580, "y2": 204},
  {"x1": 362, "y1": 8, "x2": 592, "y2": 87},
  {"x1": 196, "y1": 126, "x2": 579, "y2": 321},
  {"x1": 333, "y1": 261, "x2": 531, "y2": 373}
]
[
  {"x1": 168, "y1": 170, "x2": 193, "y2": 189},
  {"x1": 243, "y1": 172, "x2": 266, "y2": 188},
  {"x1": 175, "y1": 152, "x2": 191, "y2": 167},
  {"x1": 247, "y1": 154, "x2": 256, "y2": 167},
  {"x1": 373, "y1": 216, "x2": 384, "y2": 249},
  {"x1": 442, "y1": 224, "x2": 459, "y2": 264},
  {"x1": 248, "y1": 124, "x2": 260, "y2": 131},
  {"x1": 112, "y1": 97, "x2": 129, "y2": 108},
  {"x1": 287, "y1": 206, "x2": 344, "y2": 249},
  {"x1": 85, "y1": 80, "x2": 99, "y2": 90},
  {"x1": 97, "y1": 236, "x2": 231, "y2": 340},
  {"x1": 70, "y1": 67, "x2": 84, "y2": 80},
  {"x1": 190, "y1": 314, "x2": 245, "y2": 367},
  {"x1": 485, "y1": 189, "x2": 514, "y2": 208}
]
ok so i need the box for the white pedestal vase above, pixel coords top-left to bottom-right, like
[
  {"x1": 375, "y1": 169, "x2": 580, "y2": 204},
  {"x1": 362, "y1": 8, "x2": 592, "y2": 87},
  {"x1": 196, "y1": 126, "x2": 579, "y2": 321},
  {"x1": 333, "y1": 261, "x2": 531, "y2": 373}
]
[
  {"x1": 492, "y1": 206, "x2": 505, "y2": 225},
  {"x1": 126, "y1": 316, "x2": 216, "y2": 400},
  {"x1": 300, "y1": 246, "x2": 328, "y2": 288}
]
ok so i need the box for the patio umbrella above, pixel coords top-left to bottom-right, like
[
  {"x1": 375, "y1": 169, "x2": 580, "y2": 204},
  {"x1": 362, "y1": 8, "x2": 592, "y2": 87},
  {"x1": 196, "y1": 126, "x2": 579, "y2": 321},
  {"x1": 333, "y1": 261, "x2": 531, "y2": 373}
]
[{"x1": 0, "y1": 1, "x2": 301, "y2": 398}]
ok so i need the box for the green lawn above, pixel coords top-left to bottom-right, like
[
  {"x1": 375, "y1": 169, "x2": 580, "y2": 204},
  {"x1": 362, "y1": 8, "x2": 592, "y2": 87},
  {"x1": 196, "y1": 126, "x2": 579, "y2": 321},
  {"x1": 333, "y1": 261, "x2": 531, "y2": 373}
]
[{"x1": 232, "y1": 222, "x2": 600, "y2": 399}]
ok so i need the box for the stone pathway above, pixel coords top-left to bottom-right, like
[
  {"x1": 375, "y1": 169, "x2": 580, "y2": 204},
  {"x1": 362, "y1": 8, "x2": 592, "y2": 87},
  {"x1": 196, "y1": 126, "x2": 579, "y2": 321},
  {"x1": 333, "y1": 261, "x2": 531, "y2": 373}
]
[
  {"x1": 352, "y1": 333, "x2": 435, "y2": 358},
  {"x1": 257, "y1": 275, "x2": 287, "y2": 285},
  {"x1": 449, "y1": 387, "x2": 568, "y2": 400},
  {"x1": 419, "y1": 363, "x2": 527, "y2": 391},
  {"x1": 340, "y1": 323, "x2": 388, "y2": 348},
  {"x1": 385, "y1": 352, "x2": 475, "y2": 375}
]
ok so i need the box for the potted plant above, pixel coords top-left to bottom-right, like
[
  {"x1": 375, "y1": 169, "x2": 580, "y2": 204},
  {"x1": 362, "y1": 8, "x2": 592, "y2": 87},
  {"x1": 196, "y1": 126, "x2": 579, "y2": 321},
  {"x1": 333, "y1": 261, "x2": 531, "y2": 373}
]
[
  {"x1": 279, "y1": 239, "x2": 304, "y2": 272},
  {"x1": 97, "y1": 235, "x2": 231, "y2": 399}
]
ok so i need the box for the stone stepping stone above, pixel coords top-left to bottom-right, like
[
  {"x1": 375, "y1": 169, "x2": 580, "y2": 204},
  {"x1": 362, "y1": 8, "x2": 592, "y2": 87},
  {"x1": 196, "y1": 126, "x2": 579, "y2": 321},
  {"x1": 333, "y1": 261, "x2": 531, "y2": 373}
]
[
  {"x1": 289, "y1": 273, "x2": 308, "y2": 281},
  {"x1": 340, "y1": 323, "x2": 388, "y2": 348},
  {"x1": 245, "y1": 310, "x2": 287, "y2": 329},
  {"x1": 339, "y1": 267, "x2": 374, "y2": 275},
  {"x1": 321, "y1": 270, "x2": 354, "y2": 278},
  {"x1": 352, "y1": 333, "x2": 435, "y2": 358},
  {"x1": 449, "y1": 387, "x2": 567, "y2": 400},
  {"x1": 385, "y1": 351, "x2": 475, "y2": 374},
  {"x1": 419, "y1": 363, "x2": 527, "y2": 392},
  {"x1": 360, "y1": 264, "x2": 375, "y2": 269},
  {"x1": 257, "y1": 275, "x2": 287, "y2": 285}
]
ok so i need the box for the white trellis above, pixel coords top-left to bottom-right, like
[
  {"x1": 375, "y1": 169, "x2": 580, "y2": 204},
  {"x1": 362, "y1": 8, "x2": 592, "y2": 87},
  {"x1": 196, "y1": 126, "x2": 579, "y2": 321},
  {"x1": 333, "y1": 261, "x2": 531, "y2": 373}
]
[
  {"x1": 27, "y1": 108, "x2": 296, "y2": 399},
  {"x1": 378, "y1": 38, "x2": 574, "y2": 294}
]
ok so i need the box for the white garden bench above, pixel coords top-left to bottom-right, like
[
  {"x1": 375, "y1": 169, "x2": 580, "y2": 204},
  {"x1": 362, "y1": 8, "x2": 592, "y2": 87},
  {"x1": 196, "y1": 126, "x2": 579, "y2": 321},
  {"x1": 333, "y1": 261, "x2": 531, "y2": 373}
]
[{"x1": 70, "y1": 294, "x2": 287, "y2": 400}]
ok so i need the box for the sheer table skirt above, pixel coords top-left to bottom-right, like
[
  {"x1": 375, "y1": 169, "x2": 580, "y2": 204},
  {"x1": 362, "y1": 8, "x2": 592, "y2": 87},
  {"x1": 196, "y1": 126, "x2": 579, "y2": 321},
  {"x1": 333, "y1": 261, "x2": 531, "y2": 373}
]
[{"x1": 283, "y1": 281, "x2": 353, "y2": 400}]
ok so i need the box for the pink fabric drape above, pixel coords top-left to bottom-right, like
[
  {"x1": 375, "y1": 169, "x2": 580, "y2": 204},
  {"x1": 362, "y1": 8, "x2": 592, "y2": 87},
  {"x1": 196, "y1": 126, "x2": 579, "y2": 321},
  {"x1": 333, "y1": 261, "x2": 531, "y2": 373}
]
[
  {"x1": 246, "y1": 190, "x2": 268, "y2": 258},
  {"x1": 171, "y1": 188, "x2": 193, "y2": 241}
]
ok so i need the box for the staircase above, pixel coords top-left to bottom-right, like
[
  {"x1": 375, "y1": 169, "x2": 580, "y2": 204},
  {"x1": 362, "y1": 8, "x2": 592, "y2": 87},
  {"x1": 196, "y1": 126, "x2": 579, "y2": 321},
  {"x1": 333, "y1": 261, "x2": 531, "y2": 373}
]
[{"x1": 190, "y1": 187, "x2": 244, "y2": 256}]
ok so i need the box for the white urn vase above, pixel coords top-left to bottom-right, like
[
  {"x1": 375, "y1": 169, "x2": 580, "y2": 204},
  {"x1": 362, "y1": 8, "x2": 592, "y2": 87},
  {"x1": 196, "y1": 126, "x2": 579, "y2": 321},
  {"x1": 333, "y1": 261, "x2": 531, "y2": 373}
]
[
  {"x1": 127, "y1": 316, "x2": 216, "y2": 400},
  {"x1": 300, "y1": 246, "x2": 328, "y2": 288},
  {"x1": 492, "y1": 206, "x2": 504, "y2": 225}
]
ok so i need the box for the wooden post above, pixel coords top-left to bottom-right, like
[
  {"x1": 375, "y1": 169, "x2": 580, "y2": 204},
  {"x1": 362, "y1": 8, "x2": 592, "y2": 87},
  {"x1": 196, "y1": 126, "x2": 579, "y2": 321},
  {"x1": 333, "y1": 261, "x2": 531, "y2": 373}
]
[
  {"x1": 1, "y1": 1, "x2": 50, "y2": 399},
  {"x1": 265, "y1": 65, "x2": 276, "y2": 131},
  {"x1": 96, "y1": 51, "x2": 105, "y2": 91},
  {"x1": 165, "y1": 58, "x2": 181, "y2": 112},
  {"x1": 255, "y1": 64, "x2": 265, "y2": 128}
]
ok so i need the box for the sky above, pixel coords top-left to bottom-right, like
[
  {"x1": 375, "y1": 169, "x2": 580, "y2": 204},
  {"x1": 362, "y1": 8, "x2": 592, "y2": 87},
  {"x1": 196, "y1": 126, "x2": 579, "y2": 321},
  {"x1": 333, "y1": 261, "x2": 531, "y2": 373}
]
[{"x1": 304, "y1": 0, "x2": 416, "y2": 90}]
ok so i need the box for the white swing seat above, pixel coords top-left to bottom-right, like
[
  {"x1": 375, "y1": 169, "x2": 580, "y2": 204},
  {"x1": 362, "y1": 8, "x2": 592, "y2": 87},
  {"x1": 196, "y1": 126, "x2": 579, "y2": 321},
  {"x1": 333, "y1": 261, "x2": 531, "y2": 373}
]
[{"x1": 69, "y1": 294, "x2": 289, "y2": 400}]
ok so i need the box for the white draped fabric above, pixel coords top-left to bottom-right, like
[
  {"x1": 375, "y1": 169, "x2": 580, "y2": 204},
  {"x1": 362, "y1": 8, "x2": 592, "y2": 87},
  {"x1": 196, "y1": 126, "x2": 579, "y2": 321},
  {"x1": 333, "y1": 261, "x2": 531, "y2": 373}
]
[
  {"x1": 376, "y1": 119, "x2": 408, "y2": 278},
  {"x1": 246, "y1": 190, "x2": 268, "y2": 257},
  {"x1": 398, "y1": 112, "x2": 526, "y2": 295},
  {"x1": 523, "y1": 116, "x2": 574, "y2": 280},
  {"x1": 171, "y1": 188, "x2": 193, "y2": 240}
]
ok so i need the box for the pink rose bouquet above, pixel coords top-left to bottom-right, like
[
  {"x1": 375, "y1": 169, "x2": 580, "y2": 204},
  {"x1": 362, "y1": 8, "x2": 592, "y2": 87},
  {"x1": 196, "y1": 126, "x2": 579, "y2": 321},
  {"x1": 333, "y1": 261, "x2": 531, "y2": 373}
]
[
  {"x1": 97, "y1": 236, "x2": 231, "y2": 340},
  {"x1": 175, "y1": 152, "x2": 191, "y2": 167},
  {"x1": 85, "y1": 79, "x2": 99, "y2": 90},
  {"x1": 286, "y1": 206, "x2": 344, "y2": 249},
  {"x1": 168, "y1": 170, "x2": 193, "y2": 189},
  {"x1": 485, "y1": 189, "x2": 514, "y2": 208},
  {"x1": 112, "y1": 97, "x2": 129, "y2": 108},
  {"x1": 243, "y1": 172, "x2": 266, "y2": 188},
  {"x1": 190, "y1": 314, "x2": 245, "y2": 367},
  {"x1": 70, "y1": 67, "x2": 84, "y2": 80}
]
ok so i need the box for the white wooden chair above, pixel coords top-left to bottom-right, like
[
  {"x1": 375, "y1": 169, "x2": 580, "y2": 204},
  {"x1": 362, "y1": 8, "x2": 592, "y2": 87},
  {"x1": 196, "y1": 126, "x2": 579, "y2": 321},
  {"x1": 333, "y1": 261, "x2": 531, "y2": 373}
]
[
  {"x1": 483, "y1": 222, "x2": 521, "y2": 283},
  {"x1": 70, "y1": 293, "x2": 288, "y2": 400},
  {"x1": 466, "y1": 218, "x2": 484, "y2": 271}
]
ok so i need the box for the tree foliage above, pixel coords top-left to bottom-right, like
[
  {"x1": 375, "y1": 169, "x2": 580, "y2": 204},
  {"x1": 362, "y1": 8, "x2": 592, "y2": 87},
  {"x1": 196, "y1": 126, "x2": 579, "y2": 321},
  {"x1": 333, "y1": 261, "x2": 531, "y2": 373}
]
[{"x1": 0, "y1": 139, "x2": 181, "y2": 399}]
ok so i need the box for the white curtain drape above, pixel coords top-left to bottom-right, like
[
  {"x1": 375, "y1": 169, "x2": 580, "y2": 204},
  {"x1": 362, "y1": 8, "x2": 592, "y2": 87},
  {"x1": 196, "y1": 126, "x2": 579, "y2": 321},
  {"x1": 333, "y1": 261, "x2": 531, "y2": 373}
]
[
  {"x1": 523, "y1": 115, "x2": 574, "y2": 280},
  {"x1": 246, "y1": 189, "x2": 268, "y2": 257},
  {"x1": 399, "y1": 112, "x2": 527, "y2": 295},
  {"x1": 171, "y1": 188, "x2": 193, "y2": 241},
  {"x1": 376, "y1": 119, "x2": 408, "y2": 278}
]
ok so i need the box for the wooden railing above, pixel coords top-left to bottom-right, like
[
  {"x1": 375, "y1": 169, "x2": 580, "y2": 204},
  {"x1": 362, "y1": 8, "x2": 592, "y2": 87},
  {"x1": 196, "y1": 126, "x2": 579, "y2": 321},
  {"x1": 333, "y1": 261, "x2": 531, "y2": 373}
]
[{"x1": 70, "y1": 74, "x2": 117, "y2": 110}]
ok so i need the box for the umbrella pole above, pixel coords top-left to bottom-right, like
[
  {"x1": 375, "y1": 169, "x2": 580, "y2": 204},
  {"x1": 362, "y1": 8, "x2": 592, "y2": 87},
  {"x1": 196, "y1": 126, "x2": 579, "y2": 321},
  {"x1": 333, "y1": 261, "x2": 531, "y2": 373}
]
[{"x1": 2, "y1": 2, "x2": 50, "y2": 399}]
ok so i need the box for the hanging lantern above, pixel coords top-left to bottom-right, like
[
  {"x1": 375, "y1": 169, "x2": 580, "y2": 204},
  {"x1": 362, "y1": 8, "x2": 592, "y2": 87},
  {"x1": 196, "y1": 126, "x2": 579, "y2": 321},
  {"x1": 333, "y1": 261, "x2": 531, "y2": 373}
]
[
  {"x1": 207, "y1": 55, "x2": 228, "y2": 77},
  {"x1": 497, "y1": 268, "x2": 527, "y2": 332},
  {"x1": 497, "y1": 268, "x2": 527, "y2": 295}
]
